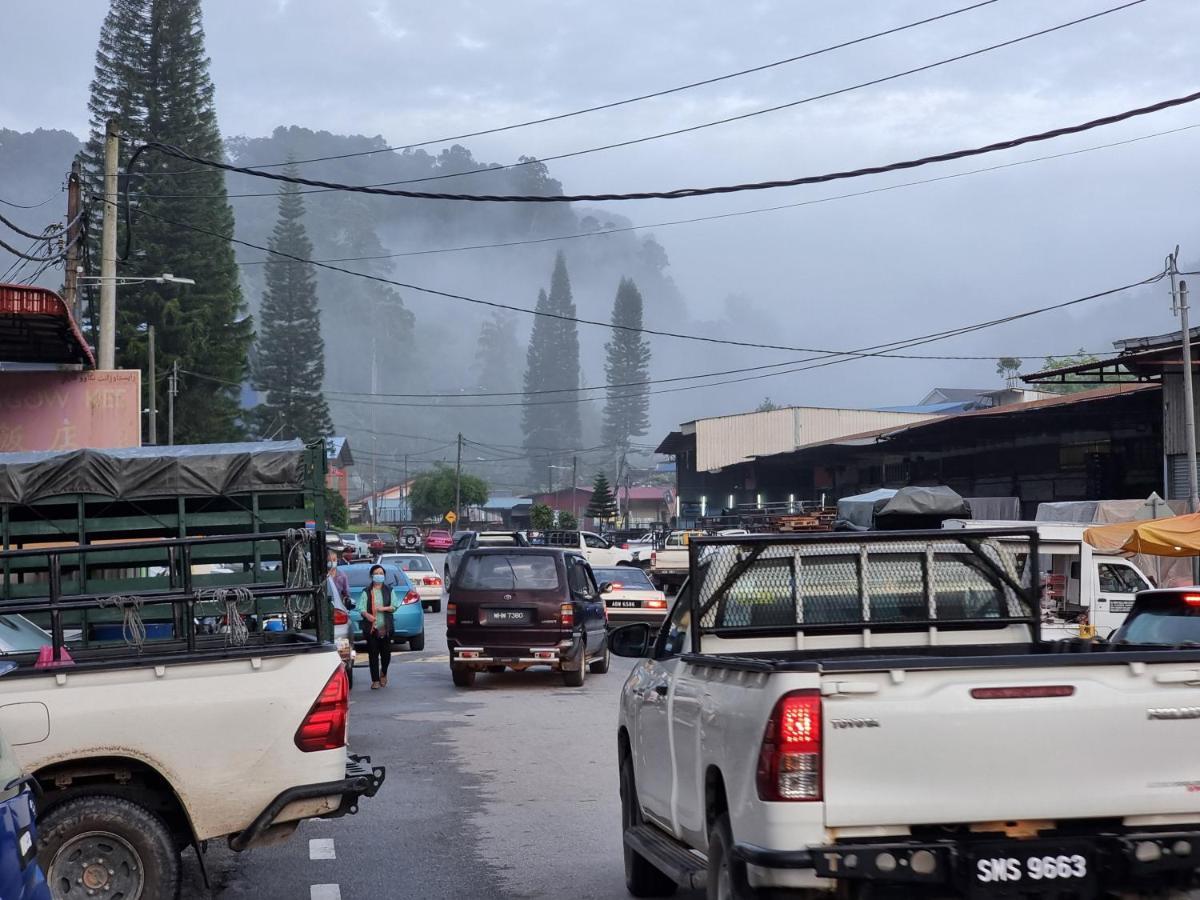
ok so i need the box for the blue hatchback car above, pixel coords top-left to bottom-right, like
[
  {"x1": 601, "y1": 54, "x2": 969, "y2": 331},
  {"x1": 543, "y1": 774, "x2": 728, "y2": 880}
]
[
  {"x1": 0, "y1": 665, "x2": 50, "y2": 900},
  {"x1": 339, "y1": 563, "x2": 425, "y2": 651}
]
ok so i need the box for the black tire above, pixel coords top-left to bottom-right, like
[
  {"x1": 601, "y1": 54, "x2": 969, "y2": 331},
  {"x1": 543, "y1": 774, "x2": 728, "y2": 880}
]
[
  {"x1": 620, "y1": 756, "x2": 677, "y2": 897},
  {"x1": 589, "y1": 644, "x2": 611, "y2": 674},
  {"x1": 408, "y1": 631, "x2": 426, "y2": 651},
  {"x1": 346, "y1": 661, "x2": 354, "y2": 689},
  {"x1": 563, "y1": 650, "x2": 586, "y2": 687},
  {"x1": 39, "y1": 794, "x2": 180, "y2": 900},
  {"x1": 487, "y1": 665, "x2": 506, "y2": 674},
  {"x1": 451, "y1": 664, "x2": 476, "y2": 687},
  {"x1": 706, "y1": 813, "x2": 758, "y2": 900}
]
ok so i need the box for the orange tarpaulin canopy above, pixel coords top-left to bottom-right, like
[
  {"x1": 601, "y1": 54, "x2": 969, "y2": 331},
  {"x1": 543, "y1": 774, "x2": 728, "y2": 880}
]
[{"x1": 1083, "y1": 513, "x2": 1200, "y2": 557}]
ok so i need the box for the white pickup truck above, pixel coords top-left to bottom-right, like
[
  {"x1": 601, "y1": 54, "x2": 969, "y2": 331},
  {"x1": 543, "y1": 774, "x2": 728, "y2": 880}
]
[
  {"x1": 611, "y1": 528, "x2": 1200, "y2": 899},
  {"x1": 0, "y1": 532, "x2": 384, "y2": 899}
]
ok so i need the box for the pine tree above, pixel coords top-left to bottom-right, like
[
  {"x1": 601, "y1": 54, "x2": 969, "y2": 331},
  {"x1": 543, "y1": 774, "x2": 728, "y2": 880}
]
[
  {"x1": 83, "y1": 0, "x2": 252, "y2": 443},
  {"x1": 602, "y1": 277, "x2": 651, "y2": 453},
  {"x1": 522, "y1": 252, "x2": 581, "y2": 480},
  {"x1": 585, "y1": 473, "x2": 618, "y2": 522},
  {"x1": 250, "y1": 168, "x2": 333, "y2": 441}
]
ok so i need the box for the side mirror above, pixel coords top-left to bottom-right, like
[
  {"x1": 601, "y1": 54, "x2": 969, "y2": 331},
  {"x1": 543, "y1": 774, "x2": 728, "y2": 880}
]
[
  {"x1": 609, "y1": 622, "x2": 653, "y2": 658},
  {"x1": 599, "y1": 582, "x2": 614, "y2": 595}
]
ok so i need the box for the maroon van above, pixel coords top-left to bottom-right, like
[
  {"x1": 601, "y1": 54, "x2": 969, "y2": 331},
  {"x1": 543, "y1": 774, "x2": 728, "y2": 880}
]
[{"x1": 446, "y1": 548, "x2": 610, "y2": 688}]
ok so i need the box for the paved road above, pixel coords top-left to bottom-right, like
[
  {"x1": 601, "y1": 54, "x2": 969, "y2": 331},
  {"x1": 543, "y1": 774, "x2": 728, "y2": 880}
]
[{"x1": 180, "y1": 553, "x2": 698, "y2": 900}]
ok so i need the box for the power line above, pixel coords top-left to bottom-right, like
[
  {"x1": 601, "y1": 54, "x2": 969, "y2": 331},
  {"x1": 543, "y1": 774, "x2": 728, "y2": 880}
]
[
  {"x1": 182, "y1": 273, "x2": 1162, "y2": 410},
  {"x1": 226, "y1": 122, "x2": 1200, "y2": 265},
  {"x1": 0, "y1": 234, "x2": 67, "y2": 262},
  {"x1": 0, "y1": 193, "x2": 57, "y2": 210},
  {"x1": 131, "y1": 84, "x2": 1200, "y2": 204},
  {"x1": 0, "y1": 211, "x2": 62, "y2": 242},
  {"x1": 145, "y1": 0, "x2": 1007, "y2": 180}
]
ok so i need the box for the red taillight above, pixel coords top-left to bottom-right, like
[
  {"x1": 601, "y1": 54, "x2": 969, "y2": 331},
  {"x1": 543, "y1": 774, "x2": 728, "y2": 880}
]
[
  {"x1": 447, "y1": 603, "x2": 457, "y2": 626},
  {"x1": 332, "y1": 608, "x2": 349, "y2": 625},
  {"x1": 646, "y1": 598, "x2": 667, "y2": 610},
  {"x1": 971, "y1": 685, "x2": 1075, "y2": 700},
  {"x1": 401, "y1": 590, "x2": 422, "y2": 605},
  {"x1": 560, "y1": 603, "x2": 575, "y2": 629},
  {"x1": 757, "y1": 690, "x2": 822, "y2": 802},
  {"x1": 650, "y1": 551, "x2": 657, "y2": 565},
  {"x1": 294, "y1": 667, "x2": 349, "y2": 753},
  {"x1": 1183, "y1": 594, "x2": 1200, "y2": 606},
  {"x1": 424, "y1": 576, "x2": 443, "y2": 587},
  {"x1": 621, "y1": 543, "x2": 629, "y2": 550}
]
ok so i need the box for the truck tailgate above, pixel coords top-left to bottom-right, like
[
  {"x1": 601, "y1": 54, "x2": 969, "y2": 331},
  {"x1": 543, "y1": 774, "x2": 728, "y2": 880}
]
[{"x1": 821, "y1": 663, "x2": 1200, "y2": 828}]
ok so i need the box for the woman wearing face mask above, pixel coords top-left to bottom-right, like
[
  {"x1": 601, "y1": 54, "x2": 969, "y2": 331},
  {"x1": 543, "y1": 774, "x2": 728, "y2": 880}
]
[{"x1": 360, "y1": 564, "x2": 395, "y2": 689}]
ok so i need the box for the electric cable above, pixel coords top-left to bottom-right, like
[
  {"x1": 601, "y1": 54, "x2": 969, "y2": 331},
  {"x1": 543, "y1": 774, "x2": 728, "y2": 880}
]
[
  {"x1": 0, "y1": 235, "x2": 67, "y2": 262},
  {"x1": 232, "y1": 0, "x2": 1005, "y2": 170},
  {"x1": 0, "y1": 211, "x2": 62, "y2": 241},
  {"x1": 0, "y1": 193, "x2": 57, "y2": 210},
  {"x1": 224, "y1": 119, "x2": 1200, "y2": 265},
  {"x1": 128, "y1": 84, "x2": 1200, "y2": 204},
  {"x1": 128, "y1": 202, "x2": 1157, "y2": 357},
  {"x1": 179, "y1": 273, "x2": 1162, "y2": 410}
]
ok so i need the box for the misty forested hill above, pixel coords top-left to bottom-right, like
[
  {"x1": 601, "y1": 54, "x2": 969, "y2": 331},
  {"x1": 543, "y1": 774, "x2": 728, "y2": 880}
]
[{"x1": 1, "y1": 124, "x2": 693, "y2": 488}]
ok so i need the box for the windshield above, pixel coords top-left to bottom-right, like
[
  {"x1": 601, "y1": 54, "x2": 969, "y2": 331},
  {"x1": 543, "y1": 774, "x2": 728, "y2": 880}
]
[
  {"x1": 384, "y1": 556, "x2": 433, "y2": 572},
  {"x1": 457, "y1": 554, "x2": 561, "y2": 591},
  {"x1": 1115, "y1": 597, "x2": 1200, "y2": 645},
  {"x1": 0, "y1": 614, "x2": 52, "y2": 653},
  {"x1": 593, "y1": 567, "x2": 654, "y2": 590},
  {"x1": 344, "y1": 566, "x2": 406, "y2": 589}
]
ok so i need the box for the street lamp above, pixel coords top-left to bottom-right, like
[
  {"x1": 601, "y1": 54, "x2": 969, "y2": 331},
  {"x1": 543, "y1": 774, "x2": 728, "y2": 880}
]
[{"x1": 78, "y1": 272, "x2": 196, "y2": 286}]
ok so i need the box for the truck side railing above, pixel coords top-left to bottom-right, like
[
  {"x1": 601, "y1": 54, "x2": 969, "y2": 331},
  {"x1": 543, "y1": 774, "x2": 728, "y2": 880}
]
[
  {"x1": 0, "y1": 529, "x2": 329, "y2": 669},
  {"x1": 687, "y1": 528, "x2": 1041, "y2": 653}
]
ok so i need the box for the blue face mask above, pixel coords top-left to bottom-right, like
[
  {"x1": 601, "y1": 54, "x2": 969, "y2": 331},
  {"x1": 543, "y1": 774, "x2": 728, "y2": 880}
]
[{"x1": 371, "y1": 573, "x2": 385, "y2": 584}]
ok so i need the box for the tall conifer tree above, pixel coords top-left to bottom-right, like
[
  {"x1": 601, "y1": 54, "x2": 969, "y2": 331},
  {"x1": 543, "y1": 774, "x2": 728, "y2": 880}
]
[
  {"x1": 602, "y1": 277, "x2": 652, "y2": 452},
  {"x1": 522, "y1": 252, "x2": 581, "y2": 481},
  {"x1": 251, "y1": 168, "x2": 332, "y2": 441},
  {"x1": 84, "y1": 0, "x2": 251, "y2": 442}
]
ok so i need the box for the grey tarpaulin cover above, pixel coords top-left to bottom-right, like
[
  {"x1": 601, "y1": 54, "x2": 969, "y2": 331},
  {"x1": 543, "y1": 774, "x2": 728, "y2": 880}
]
[
  {"x1": 964, "y1": 497, "x2": 1021, "y2": 520},
  {"x1": 0, "y1": 441, "x2": 307, "y2": 505},
  {"x1": 874, "y1": 485, "x2": 972, "y2": 530},
  {"x1": 834, "y1": 488, "x2": 897, "y2": 531}
]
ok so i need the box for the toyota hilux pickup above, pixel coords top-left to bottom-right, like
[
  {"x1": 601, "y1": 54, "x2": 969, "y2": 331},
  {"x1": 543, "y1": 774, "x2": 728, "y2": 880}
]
[{"x1": 611, "y1": 528, "x2": 1200, "y2": 899}]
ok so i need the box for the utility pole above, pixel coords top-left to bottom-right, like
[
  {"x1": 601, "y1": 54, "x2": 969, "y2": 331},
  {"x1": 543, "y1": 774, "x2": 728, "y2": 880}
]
[
  {"x1": 99, "y1": 120, "x2": 119, "y2": 370},
  {"x1": 167, "y1": 360, "x2": 178, "y2": 445},
  {"x1": 571, "y1": 455, "x2": 578, "y2": 520},
  {"x1": 403, "y1": 454, "x2": 409, "y2": 522},
  {"x1": 62, "y1": 161, "x2": 82, "y2": 319},
  {"x1": 147, "y1": 326, "x2": 157, "y2": 444},
  {"x1": 1169, "y1": 247, "x2": 1200, "y2": 514},
  {"x1": 454, "y1": 433, "x2": 463, "y2": 532}
]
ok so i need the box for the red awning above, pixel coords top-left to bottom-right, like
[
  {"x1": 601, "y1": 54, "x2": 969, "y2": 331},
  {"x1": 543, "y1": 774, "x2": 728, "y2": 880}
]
[{"x1": 0, "y1": 284, "x2": 95, "y2": 368}]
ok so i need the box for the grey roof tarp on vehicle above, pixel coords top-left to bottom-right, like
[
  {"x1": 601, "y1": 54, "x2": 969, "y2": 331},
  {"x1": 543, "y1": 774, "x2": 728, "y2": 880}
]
[
  {"x1": 834, "y1": 486, "x2": 973, "y2": 531},
  {"x1": 0, "y1": 441, "x2": 307, "y2": 505}
]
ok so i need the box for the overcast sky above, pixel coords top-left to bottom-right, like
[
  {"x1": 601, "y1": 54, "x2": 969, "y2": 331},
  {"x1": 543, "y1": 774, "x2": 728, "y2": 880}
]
[{"x1": 4, "y1": 0, "x2": 1200, "y2": 419}]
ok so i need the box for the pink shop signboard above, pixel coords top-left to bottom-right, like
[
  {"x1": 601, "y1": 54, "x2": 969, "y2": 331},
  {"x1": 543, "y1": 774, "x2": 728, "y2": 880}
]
[{"x1": 0, "y1": 370, "x2": 141, "y2": 452}]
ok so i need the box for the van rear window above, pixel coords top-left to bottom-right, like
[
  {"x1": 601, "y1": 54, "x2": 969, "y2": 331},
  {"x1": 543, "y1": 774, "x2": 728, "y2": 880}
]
[{"x1": 458, "y1": 555, "x2": 560, "y2": 591}]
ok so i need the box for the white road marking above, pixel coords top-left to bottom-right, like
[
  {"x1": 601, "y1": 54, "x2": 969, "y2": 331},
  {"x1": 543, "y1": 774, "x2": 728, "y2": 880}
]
[
  {"x1": 309, "y1": 838, "x2": 336, "y2": 860},
  {"x1": 310, "y1": 885, "x2": 341, "y2": 900}
]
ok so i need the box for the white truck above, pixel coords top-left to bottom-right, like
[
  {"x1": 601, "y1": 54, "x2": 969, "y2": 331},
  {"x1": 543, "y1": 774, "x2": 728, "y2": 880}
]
[
  {"x1": 610, "y1": 528, "x2": 1200, "y2": 899},
  {"x1": 943, "y1": 519, "x2": 1154, "y2": 639},
  {"x1": 648, "y1": 530, "x2": 705, "y2": 593},
  {"x1": 543, "y1": 530, "x2": 639, "y2": 568},
  {"x1": 0, "y1": 531, "x2": 384, "y2": 899}
]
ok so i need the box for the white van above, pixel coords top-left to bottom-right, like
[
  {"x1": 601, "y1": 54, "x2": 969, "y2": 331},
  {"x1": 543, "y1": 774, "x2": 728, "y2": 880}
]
[{"x1": 942, "y1": 519, "x2": 1154, "y2": 639}]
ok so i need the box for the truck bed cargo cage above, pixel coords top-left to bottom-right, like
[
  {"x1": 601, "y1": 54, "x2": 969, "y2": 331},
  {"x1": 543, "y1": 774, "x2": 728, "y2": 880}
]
[
  {"x1": 0, "y1": 529, "x2": 330, "y2": 671},
  {"x1": 687, "y1": 528, "x2": 1041, "y2": 653}
]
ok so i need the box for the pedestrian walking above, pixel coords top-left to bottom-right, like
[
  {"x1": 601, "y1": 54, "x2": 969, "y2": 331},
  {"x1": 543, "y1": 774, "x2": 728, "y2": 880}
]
[
  {"x1": 360, "y1": 564, "x2": 395, "y2": 689},
  {"x1": 327, "y1": 549, "x2": 352, "y2": 612}
]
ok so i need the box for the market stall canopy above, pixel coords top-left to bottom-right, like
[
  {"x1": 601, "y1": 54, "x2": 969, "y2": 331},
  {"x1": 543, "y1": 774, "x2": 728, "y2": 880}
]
[{"x1": 1084, "y1": 513, "x2": 1200, "y2": 557}]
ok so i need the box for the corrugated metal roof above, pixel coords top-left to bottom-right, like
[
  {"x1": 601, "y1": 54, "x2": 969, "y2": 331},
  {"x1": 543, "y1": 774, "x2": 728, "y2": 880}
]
[{"x1": 694, "y1": 407, "x2": 934, "y2": 472}]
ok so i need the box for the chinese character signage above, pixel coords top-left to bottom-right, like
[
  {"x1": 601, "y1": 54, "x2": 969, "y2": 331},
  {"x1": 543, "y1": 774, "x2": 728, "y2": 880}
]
[{"x1": 0, "y1": 370, "x2": 140, "y2": 452}]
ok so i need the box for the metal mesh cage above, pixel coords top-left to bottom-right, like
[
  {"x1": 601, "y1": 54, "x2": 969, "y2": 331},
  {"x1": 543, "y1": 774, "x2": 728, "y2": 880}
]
[{"x1": 695, "y1": 531, "x2": 1035, "y2": 634}]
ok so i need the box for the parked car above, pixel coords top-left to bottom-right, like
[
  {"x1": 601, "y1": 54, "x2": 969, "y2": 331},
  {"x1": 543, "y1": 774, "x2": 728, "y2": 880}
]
[
  {"x1": 612, "y1": 529, "x2": 1200, "y2": 898},
  {"x1": 339, "y1": 533, "x2": 370, "y2": 558},
  {"x1": 591, "y1": 566, "x2": 668, "y2": 626},
  {"x1": 424, "y1": 529, "x2": 454, "y2": 552},
  {"x1": 543, "y1": 530, "x2": 638, "y2": 568},
  {"x1": 0, "y1": 665, "x2": 50, "y2": 900},
  {"x1": 445, "y1": 531, "x2": 530, "y2": 582},
  {"x1": 340, "y1": 562, "x2": 425, "y2": 651},
  {"x1": 377, "y1": 553, "x2": 443, "y2": 612},
  {"x1": 398, "y1": 525, "x2": 423, "y2": 551},
  {"x1": 648, "y1": 529, "x2": 705, "y2": 592},
  {"x1": 446, "y1": 548, "x2": 609, "y2": 688},
  {"x1": 1109, "y1": 587, "x2": 1200, "y2": 644},
  {"x1": 358, "y1": 531, "x2": 396, "y2": 555}
]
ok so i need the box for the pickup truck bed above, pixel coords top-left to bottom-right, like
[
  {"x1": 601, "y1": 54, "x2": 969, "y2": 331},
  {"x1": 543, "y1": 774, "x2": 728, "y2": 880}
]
[{"x1": 615, "y1": 529, "x2": 1200, "y2": 898}]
